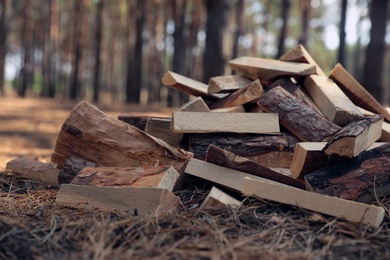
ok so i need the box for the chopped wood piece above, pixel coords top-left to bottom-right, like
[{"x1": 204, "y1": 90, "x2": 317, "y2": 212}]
[
  {"x1": 208, "y1": 74, "x2": 252, "y2": 94},
  {"x1": 305, "y1": 143, "x2": 390, "y2": 203},
  {"x1": 179, "y1": 97, "x2": 210, "y2": 112},
  {"x1": 211, "y1": 106, "x2": 245, "y2": 113},
  {"x1": 209, "y1": 79, "x2": 264, "y2": 109},
  {"x1": 323, "y1": 115, "x2": 383, "y2": 158},
  {"x1": 206, "y1": 145, "x2": 305, "y2": 189},
  {"x1": 291, "y1": 142, "x2": 386, "y2": 179},
  {"x1": 117, "y1": 115, "x2": 150, "y2": 130},
  {"x1": 189, "y1": 132, "x2": 298, "y2": 168},
  {"x1": 257, "y1": 86, "x2": 341, "y2": 142},
  {"x1": 229, "y1": 56, "x2": 316, "y2": 81},
  {"x1": 304, "y1": 75, "x2": 362, "y2": 125},
  {"x1": 58, "y1": 156, "x2": 97, "y2": 185},
  {"x1": 51, "y1": 101, "x2": 191, "y2": 182},
  {"x1": 242, "y1": 177, "x2": 385, "y2": 227},
  {"x1": 161, "y1": 71, "x2": 223, "y2": 100},
  {"x1": 171, "y1": 112, "x2": 279, "y2": 134},
  {"x1": 56, "y1": 185, "x2": 180, "y2": 217},
  {"x1": 6, "y1": 157, "x2": 60, "y2": 186},
  {"x1": 145, "y1": 117, "x2": 183, "y2": 147},
  {"x1": 279, "y1": 44, "x2": 327, "y2": 76},
  {"x1": 329, "y1": 63, "x2": 390, "y2": 122},
  {"x1": 200, "y1": 186, "x2": 241, "y2": 209},
  {"x1": 70, "y1": 165, "x2": 179, "y2": 191},
  {"x1": 380, "y1": 121, "x2": 390, "y2": 142}
]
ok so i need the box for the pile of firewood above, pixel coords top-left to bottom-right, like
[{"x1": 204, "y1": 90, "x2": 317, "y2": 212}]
[{"x1": 6, "y1": 45, "x2": 390, "y2": 227}]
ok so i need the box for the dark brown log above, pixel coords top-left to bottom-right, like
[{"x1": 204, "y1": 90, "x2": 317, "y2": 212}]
[
  {"x1": 188, "y1": 132, "x2": 299, "y2": 168},
  {"x1": 206, "y1": 145, "x2": 305, "y2": 189},
  {"x1": 117, "y1": 115, "x2": 150, "y2": 130},
  {"x1": 305, "y1": 142, "x2": 390, "y2": 203},
  {"x1": 257, "y1": 86, "x2": 341, "y2": 142},
  {"x1": 58, "y1": 156, "x2": 97, "y2": 185}
]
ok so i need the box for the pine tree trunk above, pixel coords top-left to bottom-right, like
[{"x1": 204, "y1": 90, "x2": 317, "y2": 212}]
[
  {"x1": 276, "y1": 0, "x2": 291, "y2": 59},
  {"x1": 337, "y1": 0, "x2": 347, "y2": 66},
  {"x1": 0, "y1": 0, "x2": 10, "y2": 96},
  {"x1": 298, "y1": 0, "x2": 310, "y2": 47},
  {"x1": 93, "y1": 0, "x2": 104, "y2": 103}
]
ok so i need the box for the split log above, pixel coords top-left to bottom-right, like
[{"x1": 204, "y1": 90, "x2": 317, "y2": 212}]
[
  {"x1": 70, "y1": 165, "x2": 179, "y2": 191},
  {"x1": 357, "y1": 106, "x2": 390, "y2": 142},
  {"x1": 304, "y1": 75, "x2": 362, "y2": 125},
  {"x1": 200, "y1": 186, "x2": 241, "y2": 209},
  {"x1": 56, "y1": 185, "x2": 180, "y2": 217},
  {"x1": 257, "y1": 86, "x2": 341, "y2": 142},
  {"x1": 208, "y1": 74, "x2": 252, "y2": 94},
  {"x1": 206, "y1": 145, "x2": 305, "y2": 189},
  {"x1": 179, "y1": 97, "x2": 210, "y2": 112},
  {"x1": 323, "y1": 115, "x2": 383, "y2": 158},
  {"x1": 171, "y1": 111, "x2": 279, "y2": 134},
  {"x1": 229, "y1": 56, "x2": 316, "y2": 81},
  {"x1": 209, "y1": 79, "x2": 264, "y2": 109},
  {"x1": 5, "y1": 157, "x2": 60, "y2": 186},
  {"x1": 305, "y1": 143, "x2": 390, "y2": 203},
  {"x1": 329, "y1": 63, "x2": 390, "y2": 122},
  {"x1": 188, "y1": 132, "x2": 299, "y2": 168},
  {"x1": 51, "y1": 101, "x2": 191, "y2": 186},
  {"x1": 242, "y1": 177, "x2": 385, "y2": 227},
  {"x1": 58, "y1": 156, "x2": 97, "y2": 185},
  {"x1": 279, "y1": 44, "x2": 327, "y2": 76},
  {"x1": 117, "y1": 115, "x2": 150, "y2": 131},
  {"x1": 145, "y1": 117, "x2": 183, "y2": 147},
  {"x1": 211, "y1": 106, "x2": 245, "y2": 113}
]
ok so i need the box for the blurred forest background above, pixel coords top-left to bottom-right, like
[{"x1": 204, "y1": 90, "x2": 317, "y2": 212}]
[{"x1": 0, "y1": 0, "x2": 389, "y2": 107}]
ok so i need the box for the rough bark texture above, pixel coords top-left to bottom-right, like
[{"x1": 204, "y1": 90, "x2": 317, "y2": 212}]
[
  {"x1": 58, "y1": 156, "x2": 97, "y2": 185},
  {"x1": 257, "y1": 86, "x2": 341, "y2": 142}
]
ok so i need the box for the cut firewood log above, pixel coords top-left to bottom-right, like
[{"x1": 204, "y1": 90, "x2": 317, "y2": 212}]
[
  {"x1": 291, "y1": 142, "x2": 386, "y2": 179},
  {"x1": 145, "y1": 117, "x2": 183, "y2": 147},
  {"x1": 304, "y1": 75, "x2": 362, "y2": 126},
  {"x1": 5, "y1": 157, "x2": 60, "y2": 186},
  {"x1": 117, "y1": 115, "x2": 150, "y2": 131},
  {"x1": 58, "y1": 156, "x2": 97, "y2": 185},
  {"x1": 242, "y1": 177, "x2": 385, "y2": 227},
  {"x1": 279, "y1": 44, "x2": 327, "y2": 76},
  {"x1": 206, "y1": 145, "x2": 305, "y2": 189},
  {"x1": 211, "y1": 106, "x2": 245, "y2": 113},
  {"x1": 171, "y1": 111, "x2": 279, "y2": 134},
  {"x1": 229, "y1": 56, "x2": 316, "y2": 81},
  {"x1": 188, "y1": 132, "x2": 299, "y2": 168},
  {"x1": 208, "y1": 74, "x2": 252, "y2": 94},
  {"x1": 179, "y1": 97, "x2": 210, "y2": 112},
  {"x1": 329, "y1": 63, "x2": 390, "y2": 122},
  {"x1": 305, "y1": 143, "x2": 390, "y2": 203},
  {"x1": 323, "y1": 115, "x2": 383, "y2": 158},
  {"x1": 357, "y1": 107, "x2": 390, "y2": 142},
  {"x1": 51, "y1": 101, "x2": 191, "y2": 188},
  {"x1": 200, "y1": 186, "x2": 241, "y2": 209},
  {"x1": 161, "y1": 71, "x2": 224, "y2": 100},
  {"x1": 56, "y1": 185, "x2": 180, "y2": 217},
  {"x1": 257, "y1": 86, "x2": 341, "y2": 142},
  {"x1": 70, "y1": 165, "x2": 179, "y2": 191},
  {"x1": 209, "y1": 79, "x2": 264, "y2": 109}
]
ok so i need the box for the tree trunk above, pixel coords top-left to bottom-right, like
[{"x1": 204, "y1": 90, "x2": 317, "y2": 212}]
[
  {"x1": 232, "y1": 0, "x2": 245, "y2": 61},
  {"x1": 298, "y1": 0, "x2": 310, "y2": 47},
  {"x1": 0, "y1": 0, "x2": 10, "y2": 96},
  {"x1": 202, "y1": 0, "x2": 228, "y2": 83},
  {"x1": 92, "y1": 0, "x2": 104, "y2": 103},
  {"x1": 275, "y1": 0, "x2": 291, "y2": 59},
  {"x1": 362, "y1": 0, "x2": 388, "y2": 102},
  {"x1": 337, "y1": 0, "x2": 347, "y2": 66}
]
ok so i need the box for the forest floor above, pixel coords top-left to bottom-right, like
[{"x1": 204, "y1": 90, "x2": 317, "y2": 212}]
[{"x1": 0, "y1": 97, "x2": 390, "y2": 259}]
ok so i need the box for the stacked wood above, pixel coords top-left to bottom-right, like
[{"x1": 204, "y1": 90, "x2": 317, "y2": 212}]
[
  {"x1": 200, "y1": 186, "x2": 241, "y2": 209},
  {"x1": 208, "y1": 74, "x2": 252, "y2": 94}
]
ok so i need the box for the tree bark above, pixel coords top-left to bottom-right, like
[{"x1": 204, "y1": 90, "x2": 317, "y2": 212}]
[
  {"x1": 92, "y1": 0, "x2": 104, "y2": 103},
  {"x1": 337, "y1": 0, "x2": 347, "y2": 66},
  {"x1": 232, "y1": 0, "x2": 244, "y2": 60},
  {"x1": 275, "y1": 0, "x2": 291, "y2": 59},
  {"x1": 0, "y1": 0, "x2": 10, "y2": 96},
  {"x1": 298, "y1": 0, "x2": 311, "y2": 47}
]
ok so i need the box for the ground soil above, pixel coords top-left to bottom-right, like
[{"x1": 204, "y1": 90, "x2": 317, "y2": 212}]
[{"x1": 0, "y1": 97, "x2": 389, "y2": 259}]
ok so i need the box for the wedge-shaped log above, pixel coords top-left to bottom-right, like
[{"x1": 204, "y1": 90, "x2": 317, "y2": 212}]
[
  {"x1": 357, "y1": 106, "x2": 390, "y2": 142},
  {"x1": 189, "y1": 132, "x2": 298, "y2": 168},
  {"x1": 209, "y1": 79, "x2": 263, "y2": 109},
  {"x1": 305, "y1": 143, "x2": 390, "y2": 203},
  {"x1": 229, "y1": 56, "x2": 316, "y2": 81},
  {"x1": 208, "y1": 74, "x2": 252, "y2": 94},
  {"x1": 171, "y1": 112, "x2": 279, "y2": 134},
  {"x1": 304, "y1": 75, "x2": 362, "y2": 125},
  {"x1": 329, "y1": 63, "x2": 390, "y2": 122},
  {"x1": 6, "y1": 157, "x2": 60, "y2": 186},
  {"x1": 206, "y1": 145, "x2": 305, "y2": 189},
  {"x1": 51, "y1": 101, "x2": 191, "y2": 177},
  {"x1": 179, "y1": 97, "x2": 210, "y2": 112},
  {"x1": 70, "y1": 165, "x2": 179, "y2": 191},
  {"x1": 242, "y1": 177, "x2": 385, "y2": 227},
  {"x1": 145, "y1": 117, "x2": 183, "y2": 147},
  {"x1": 323, "y1": 115, "x2": 383, "y2": 158},
  {"x1": 56, "y1": 185, "x2": 180, "y2": 217},
  {"x1": 200, "y1": 186, "x2": 241, "y2": 209},
  {"x1": 279, "y1": 44, "x2": 327, "y2": 76},
  {"x1": 257, "y1": 86, "x2": 341, "y2": 142}
]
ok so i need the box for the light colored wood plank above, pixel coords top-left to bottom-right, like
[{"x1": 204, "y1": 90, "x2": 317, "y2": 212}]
[
  {"x1": 229, "y1": 56, "x2": 316, "y2": 81},
  {"x1": 329, "y1": 63, "x2": 390, "y2": 122},
  {"x1": 242, "y1": 177, "x2": 385, "y2": 227},
  {"x1": 179, "y1": 97, "x2": 210, "y2": 112},
  {"x1": 279, "y1": 44, "x2": 327, "y2": 76},
  {"x1": 145, "y1": 117, "x2": 183, "y2": 147},
  {"x1": 171, "y1": 112, "x2": 280, "y2": 134},
  {"x1": 211, "y1": 106, "x2": 245, "y2": 113},
  {"x1": 208, "y1": 74, "x2": 252, "y2": 94},
  {"x1": 6, "y1": 157, "x2": 59, "y2": 186},
  {"x1": 304, "y1": 75, "x2": 362, "y2": 126},
  {"x1": 200, "y1": 186, "x2": 241, "y2": 209},
  {"x1": 56, "y1": 184, "x2": 180, "y2": 217},
  {"x1": 357, "y1": 107, "x2": 390, "y2": 142}
]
